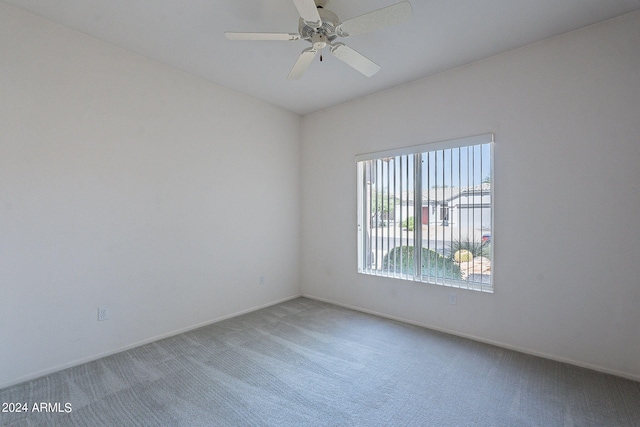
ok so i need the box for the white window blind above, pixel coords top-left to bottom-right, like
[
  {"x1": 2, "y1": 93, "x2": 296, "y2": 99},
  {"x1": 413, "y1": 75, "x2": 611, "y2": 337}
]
[{"x1": 356, "y1": 134, "x2": 494, "y2": 292}]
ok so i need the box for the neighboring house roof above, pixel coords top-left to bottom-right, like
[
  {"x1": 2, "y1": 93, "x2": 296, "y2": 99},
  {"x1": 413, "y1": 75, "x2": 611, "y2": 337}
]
[
  {"x1": 400, "y1": 183, "x2": 491, "y2": 205},
  {"x1": 441, "y1": 182, "x2": 491, "y2": 203}
]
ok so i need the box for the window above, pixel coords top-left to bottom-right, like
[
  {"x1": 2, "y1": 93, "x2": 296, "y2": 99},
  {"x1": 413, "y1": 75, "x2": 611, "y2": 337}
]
[{"x1": 356, "y1": 134, "x2": 494, "y2": 292}]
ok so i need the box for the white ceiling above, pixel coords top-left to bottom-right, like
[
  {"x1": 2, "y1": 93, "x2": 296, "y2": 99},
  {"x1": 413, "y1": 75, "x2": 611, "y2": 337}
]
[{"x1": 4, "y1": 0, "x2": 640, "y2": 115}]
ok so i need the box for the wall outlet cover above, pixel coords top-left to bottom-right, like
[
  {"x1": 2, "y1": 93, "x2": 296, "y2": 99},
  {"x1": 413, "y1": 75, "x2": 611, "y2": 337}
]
[{"x1": 98, "y1": 307, "x2": 109, "y2": 321}]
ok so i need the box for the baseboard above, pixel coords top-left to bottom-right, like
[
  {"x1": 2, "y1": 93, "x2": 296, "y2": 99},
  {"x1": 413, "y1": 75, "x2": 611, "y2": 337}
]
[
  {"x1": 302, "y1": 293, "x2": 640, "y2": 383},
  {"x1": 1, "y1": 294, "x2": 302, "y2": 390}
]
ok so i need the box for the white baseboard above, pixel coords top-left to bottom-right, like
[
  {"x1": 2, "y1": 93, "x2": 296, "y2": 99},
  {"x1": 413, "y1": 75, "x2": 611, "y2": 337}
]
[
  {"x1": 1, "y1": 294, "x2": 301, "y2": 389},
  {"x1": 302, "y1": 293, "x2": 640, "y2": 383}
]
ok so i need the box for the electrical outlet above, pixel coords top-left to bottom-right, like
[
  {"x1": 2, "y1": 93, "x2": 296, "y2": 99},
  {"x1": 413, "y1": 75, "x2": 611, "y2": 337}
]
[
  {"x1": 259, "y1": 275, "x2": 266, "y2": 285},
  {"x1": 448, "y1": 293, "x2": 457, "y2": 305},
  {"x1": 97, "y1": 307, "x2": 109, "y2": 321}
]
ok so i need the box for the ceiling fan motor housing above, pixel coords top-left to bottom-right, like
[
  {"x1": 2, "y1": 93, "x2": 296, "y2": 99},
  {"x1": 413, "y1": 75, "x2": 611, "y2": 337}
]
[{"x1": 299, "y1": 8, "x2": 340, "y2": 45}]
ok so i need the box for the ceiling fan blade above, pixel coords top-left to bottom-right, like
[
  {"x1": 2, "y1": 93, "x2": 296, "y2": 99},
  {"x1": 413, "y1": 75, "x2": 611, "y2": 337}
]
[
  {"x1": 292, "y1": 0, "x2": 322, "y2": 28},
  {"x1": 225, "y1": 32, "x2": 301, "y2": 41},
  {"x1": 330, "y1": 43, "x2": 380, "y2": 77},
  {"x1": 287, "y1": 47, "x2": 318, "y2": 80},
  {"x1": 336, "y1": 1, "x2": 413, "y2": 37}
]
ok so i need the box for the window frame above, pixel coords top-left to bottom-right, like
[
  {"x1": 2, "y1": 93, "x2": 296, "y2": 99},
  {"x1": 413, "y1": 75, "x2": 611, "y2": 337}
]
[{"x1": 356, "y1": 133, "x2": 494, "y2": 293}]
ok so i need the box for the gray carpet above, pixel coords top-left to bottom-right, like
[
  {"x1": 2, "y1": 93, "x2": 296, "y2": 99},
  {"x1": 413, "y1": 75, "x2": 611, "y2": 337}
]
[{"x1": 1, "y1": 297, "x2": 639, "y2": 426}]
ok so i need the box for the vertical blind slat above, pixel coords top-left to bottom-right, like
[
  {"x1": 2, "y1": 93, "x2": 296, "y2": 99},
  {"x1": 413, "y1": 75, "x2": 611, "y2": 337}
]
[{"x1": 357, "y1": 139, "x2": 492, "y2": 291}]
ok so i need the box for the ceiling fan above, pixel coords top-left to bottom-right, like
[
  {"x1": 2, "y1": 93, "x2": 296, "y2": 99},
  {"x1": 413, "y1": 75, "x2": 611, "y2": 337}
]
[{"x1": 225, "y1": 0, "x2": 413, "y2": 80}]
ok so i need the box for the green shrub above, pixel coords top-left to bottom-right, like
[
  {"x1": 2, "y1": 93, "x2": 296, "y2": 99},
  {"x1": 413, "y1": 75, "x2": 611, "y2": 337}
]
[
  {"x1": 382, "y1": 246, "x2": 461, "y2": 280},
  {"x1": 401, "y1": 217, "x2": 415, "y2": 231}
]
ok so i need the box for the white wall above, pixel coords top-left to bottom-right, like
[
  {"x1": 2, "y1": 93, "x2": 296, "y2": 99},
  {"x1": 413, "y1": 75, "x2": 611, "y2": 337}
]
[
  {"x1": 0, "y1": 4, "x2": 301, "y2": 387},
  {"x1": 301, "y1": 11, "x2": 640, "y2": 380},
  {"x1": 2, "y1": 3, "x2": 638, "y2": 389}
]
